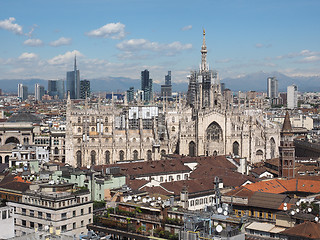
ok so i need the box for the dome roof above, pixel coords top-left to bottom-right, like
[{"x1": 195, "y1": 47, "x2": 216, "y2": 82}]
[{"x1": 8, "y1": 111, "x2": 41, "y2": 124}]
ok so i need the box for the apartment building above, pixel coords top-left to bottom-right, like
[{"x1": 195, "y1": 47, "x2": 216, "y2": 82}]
[{"x1": 8, "y1": 182, "x2": 93, "y2": 237}]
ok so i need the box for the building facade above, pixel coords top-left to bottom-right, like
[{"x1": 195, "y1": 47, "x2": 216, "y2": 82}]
[
  {"x1": 65, "y1": 31, "x2": 280, "y2": 167},
  {"x1": 141, "y1": 69, "x2": 153, "y2": 102},
  {"x1": 287, "y1": 84, "x2": 298, "y2": 109},
  {"x1": 18, "y1": 84, "x2": 28, "y2": 101},
  {"x1": 8, "y1": 183, "x2": 93, "y2": 237},
  {"x1": 48, "y1": 79, "x2": 65, "y2": 99},
  {"x1": 80, "y1": 79, "x2": 90, "y2": 99},
  {"x1": 66, "y1": 56, "x2": 80, "y2": 99},
  {"x1": 35, "y1": 84, "x2": 45, "y2": 101}
]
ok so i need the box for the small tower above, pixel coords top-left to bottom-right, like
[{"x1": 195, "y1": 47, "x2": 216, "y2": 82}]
[
  {"x1": 180, "y1": 185, "x2": 189, "y2": 209},
  {"x1": 279, "y1": 111, "x2": 295, "y2": 178}
]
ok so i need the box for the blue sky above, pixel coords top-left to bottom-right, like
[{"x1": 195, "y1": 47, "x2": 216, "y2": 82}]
[{"x1": 0, "y1": 0, "x2": 319, "y2": 84}]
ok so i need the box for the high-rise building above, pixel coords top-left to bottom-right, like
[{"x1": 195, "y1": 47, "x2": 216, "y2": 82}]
[
  {"x1": 287, "y1": 85, "x2": 298, "y2": 109},
  {"x1": 279, "y1": 111, "x2": 295, "y2": 178},
  {"x1": 141, "y1": 69, "x2": 153, "y2": 102},
  {"x1": 161, "y1": 71, "x2": 172, "y2": 100},
  {"x1": 18, "y1": 84, "x2": 28, "y2": 101},
  {"x1": 267, "y1": 77, "x2": 278, "y2": 99},
  {"x1": 48, "y1": 80, "x2": 65, "y2": 99},
  {"x1": 66, "y1": 56, "x2": 80, "y2": 99},
  {"x1": 80, "y1": 79, "x2": 90, "y2": 99},
  {"x1": 35, "y1": 84, "x2": 45, "y2": 101},
  {"x1": 127, "y1": 87, "x2": 134, "y2": 103}
]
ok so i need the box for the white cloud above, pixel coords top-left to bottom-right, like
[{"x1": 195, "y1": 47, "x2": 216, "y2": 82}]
[
  {"x1": 86, "y1": 22, "x2": 126, "y2": 39},
  {"x1": 50, "y1": 37, "x2": 72, "y2": 47},
  {"x1": 277, "y1": 49, "x2": 320, "y2": 59},
  {"x1": 23, "y1": 38, "x2": 43, "y2": 46},
  {"x1": 48, "y1": 50, "x2": 83, "y2": 65},
  {"x1": 255, "y1": 43, "x2": 272, "y2": 48},
  {"x1": 298, "y1": 55, "x2": 320, "y2": 63},
  {"x1": 0, "y1": 17, "x2": 23, "y2": 35},
  {"x1": 182, "y1": 25, "x2": 192, "y2": 31},
  {"x1": 18, "y1": 52, "x2": 38, "y2": 60},
  {"x1": 117, "y1": 39, "x2": 192, "y2": 56}
]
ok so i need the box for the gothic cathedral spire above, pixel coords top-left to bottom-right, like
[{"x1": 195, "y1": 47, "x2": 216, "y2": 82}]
[{"x1": 201, "y1": 29, "x2": 208, "y2": 73}]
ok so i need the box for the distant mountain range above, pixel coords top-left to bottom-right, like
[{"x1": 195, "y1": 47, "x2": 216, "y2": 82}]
[{"x1": 1, "y1": 71, "x2": 319, "y2": 94}]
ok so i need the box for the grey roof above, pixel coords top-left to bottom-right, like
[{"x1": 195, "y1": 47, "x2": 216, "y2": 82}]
[
  {"x1": 248, "y1": 192, "x2": 290, "y2": 210},
  {"x1": 8, "y1": 112, "x2": 41, "y2": 123}
]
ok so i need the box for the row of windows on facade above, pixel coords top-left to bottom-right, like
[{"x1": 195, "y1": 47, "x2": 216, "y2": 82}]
[
  {"x1": 235, "y1": 209, "x2": 274, "y2": 220},
  {"x1": 0, "y1": 209, "x2": 12, "y2": 220},
  {"x1": 78, "y1": 116, "x2": 109, "y2": 124},
  {"x1": 189, "y1": 196, "x2": 215, "y2": 207},
  {"x1": 76, "y1": 149, "x2": 166, "y2": 165},
  {"x1": 23, "y1": 196, "x2": 89, "y2": 207},
  {"x1": 19, "y1": 218, "x2": 91, "y2": 233},
  {"x1": 20, "y1": 206, "x2": 91, "y2": 219},
  {"x1": 53, "y1": 147, "x2": 65, "y2": 155},
  {"x1": 76, "y1": 136, "x2": 157, "y2": 144},
  {"x1": 158, "y1": 174, "x2": 188, "y2": 182}
]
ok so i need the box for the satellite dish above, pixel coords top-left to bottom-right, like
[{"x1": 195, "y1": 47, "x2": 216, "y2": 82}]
[
  {"x1": 138, "y1": 196, "x2": 141, "y2": 200},
  {"x1": 296, "y1": 201, "x2": 300, "y2": 206},
  {"x1": 283, "y1": 206, "x2": 287, "y2": 211},
  {"x1": 296, "y1": 209, "x2": 300, "y2": 213},
  {"x1": 223, "y1": 211, "x2": 228, "y2": 216},
  {"x1": 127, "y1": 196, "x2": 132, "y2": 201},
  {"x1": 315, "y1": 217, "x2": 319, "y2": 222},
  {"x1": 284, "y1": 203, "x2": 287, "y2": 206},
  {"x1": 142, "y1": 198, "x2": 147, "y2": 203},
  {"x1": 134, "y1": 198, "x2": 138, "y2": 202},
  {"x1": 150, "y1": 202, "x2": 155, "y2": 207},
  {"x1": 87, "y1": 165, "x2": 90, "y2": 169},
  {"x1": 308, "y1": 208, "x2": 312, "y2": 212},
  {"x1": 44, "y1": 225, "x2": 49, "y2": 231},
  {"x1": 152, "y1": 197, "x2": 156, "y2": 201},
  {"x1": 158, "y1": 197, "x2": 161, "y2": 200},
  {"x1": 216, "y1": 225, "x2": 223, "y2": 233},
  {"x1": 123, "y1": 199, "x2": 127, "y2": 202},
  {"x1": 224, "y1": 205, "x2": 229, "y2": 211},
  {"x1": 217, "y1": 207, "x2": 223, "y2": 214},
  {"x1": 291, "y1": 210, "x2": 295, "y2": 215}
]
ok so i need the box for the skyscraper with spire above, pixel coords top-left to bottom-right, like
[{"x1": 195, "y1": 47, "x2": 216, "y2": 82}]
[{"x1": 66, "y1": 55, "x2": 80, "y2": 99}]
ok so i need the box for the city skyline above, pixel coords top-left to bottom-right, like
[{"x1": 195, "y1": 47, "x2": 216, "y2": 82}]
[{"x1": 0, "y1": 0, "x2": 320, "y2": 85}]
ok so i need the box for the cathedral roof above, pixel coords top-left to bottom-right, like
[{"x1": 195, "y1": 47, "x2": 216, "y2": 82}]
[{"x1": 282, "y1": 111, "x2": 292, "y2": 132}]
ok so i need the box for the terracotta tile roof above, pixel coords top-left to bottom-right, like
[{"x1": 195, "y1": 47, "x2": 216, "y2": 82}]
[
  {"x1": 224, "y1": 186, "x2": 255, "y2": 198},
  {"x1": 94, "y1": 159, "x2": 191, "y2": 178},
  {"x1": 280, "y1": 221, "x2": 320, "y2": 239},
  {"x1": 126, "y1": 179, "x2": 148, "y2": 191},
  {"x1": 160, "y1": 177, "x2": 216, "y2": 196},
  {"x1": 237, "y1": 178, "x2": 320, "y2": 195},
  {"x1": 140, "y1": 186, "x2": 174, "y2": 196}
]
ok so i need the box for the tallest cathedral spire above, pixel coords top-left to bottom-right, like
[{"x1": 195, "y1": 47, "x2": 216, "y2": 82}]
[{"x1": 200, "y1": 29, "x2": 208, "y2": 73}]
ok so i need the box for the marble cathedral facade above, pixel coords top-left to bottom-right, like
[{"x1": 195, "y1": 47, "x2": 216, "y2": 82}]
[{"x1": 65, "y1": 31, "x2": 280, "y2": 167}]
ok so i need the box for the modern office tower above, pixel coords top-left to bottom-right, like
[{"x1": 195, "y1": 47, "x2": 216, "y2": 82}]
[
  {"x1": 127, "y1": 87, "x2": 134, "y2": 103},
  {"x1": 48, "y1": 80, "x2": 65, "y2": 99},
  {"x1": 165, "y1": 71, "x2": 171, "y2": 85},
  {"x1": 66, "y1": 56, "x2": 80, "y2": 99},
  {"x1": 221, "y1": 83, "x2": 225, "y2": 92},
  {"x1": 80, "y1": 79, "x2": 90, "y2": 99},
  {"x1": 35, "y1": 84, "x2": 45, "y2": 101},
  {"x1": 18, "y1": 84, "x2": 28, "y2": 101},
  {"x1": 141, "y1": 69, "x2": 153, "y2": 102},
  {"x1": 161, "y1": 71, "x2": 172, "y2": 100},
  {"x1": 287, "y1": 84, "x2": 298, "y2": 109},
  {"x1": 267, "y1": 77, "x2": 278, "y2": 99}
]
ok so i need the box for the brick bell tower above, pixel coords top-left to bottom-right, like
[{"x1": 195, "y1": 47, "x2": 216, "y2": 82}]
[{"x1": 279, "y1": 111, "x2": 295, "y2": 178}]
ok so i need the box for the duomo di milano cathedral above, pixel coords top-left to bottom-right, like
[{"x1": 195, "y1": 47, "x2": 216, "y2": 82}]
[{"x1": 65, "y1": 30, "x2": 280, "y2": 167}]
